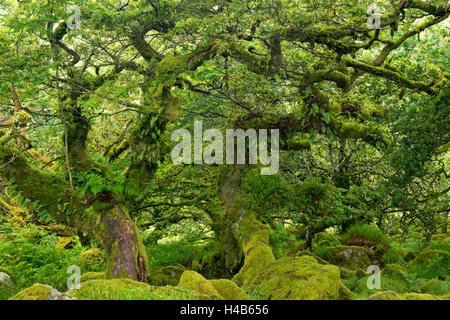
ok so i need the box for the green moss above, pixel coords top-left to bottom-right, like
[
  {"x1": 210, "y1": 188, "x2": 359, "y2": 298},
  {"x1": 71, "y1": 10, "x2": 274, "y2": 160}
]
[
  {"x1": 367, "y1": 291, "x2": 404, "y2": 300},
  {"x1": 8, "y1": 284, "x2": 52, "y2": 300},
  {"x1": 242, "y1": 255, "x2": 351, "y2": 300},
  {"x1": 367, "y1": 291, "x2": 443, "y2": 300},
  {"x1": 69, "y1": 278, "x2": 201, "y2": 300},
  {"x1": 79, "y1": 248, "x2": 104, "y2": 266},
  {"x1": 148, "y1": 265, "x2": 185, "y2": 286},
  {"x1": 178, "y1": 271, "x2": 224, "y2": 300},
  {"x1": 80, "y1": 272, "x2": 106, "y2": 283},
  {"x1": 209, "y1": 279, "x2": 251, "y2": 300},
  {"x1": 342, "y1": 224, "x2": 390, "y2": 247},
  {"x1": 232, "y1": 213, "x2": 276, "y2": 288}
]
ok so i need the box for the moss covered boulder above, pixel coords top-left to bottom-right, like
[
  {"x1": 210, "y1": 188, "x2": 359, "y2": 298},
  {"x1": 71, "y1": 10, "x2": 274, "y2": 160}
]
[
  {"x1": 148, "y1": 265, "x2": 185, "y2": 286},
  {"x1": 69, "y1": 278, "x2": 201, "y2": 300},
  {"x1": 209, "y1": 279, "x2": 250, "y2": 300},
  {"x1": 241, "y1": 255, "x2": 352, "y2": 300},
  {"x1": 178, "y1": 271, "x2": 224, "y2": 300},
  {"x1": 9, "y1": 284, "x2": 73, "y2": 300},
  {"x1": 342, "y1": 224, "x2": 390, "y2": 249},
  {"x1": 0, "y1": 266, "x2": 12, "y2": 287},
  {"x1": 367, "y1": 291, "x2": 443, "y2": 300},
  {"x1": 323, "y1": 246, "x2": 371, "y2": 270}
]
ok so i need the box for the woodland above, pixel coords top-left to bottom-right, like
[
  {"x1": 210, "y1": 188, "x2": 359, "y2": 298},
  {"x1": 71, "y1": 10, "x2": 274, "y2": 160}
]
[{"x1": 0, "y1": 0, "x2": 448, "y2": 301}]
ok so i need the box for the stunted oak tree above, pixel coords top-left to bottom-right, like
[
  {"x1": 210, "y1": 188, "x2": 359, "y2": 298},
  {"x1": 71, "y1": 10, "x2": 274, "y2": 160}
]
[{"x1": 0, "y1": 0, "x2": 448, "y2": 282}]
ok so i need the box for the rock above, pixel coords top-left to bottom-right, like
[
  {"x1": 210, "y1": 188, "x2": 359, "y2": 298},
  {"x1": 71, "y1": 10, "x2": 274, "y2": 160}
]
[
  {"x1": 148, "y1": 265, "x2": 185, "y2": 286},
  {"x1": 240, "y1": 255, "x2": 353, "y2": 300},
  {"x1": 9, "y1": 284, "x2": 74, "y2": 300},
  {"x1": 0, "y1": 272, "x2": 12, "y2": 287},
  {"x1": 178, "y1": 271, "x2": 224, "y2": 300},
  {"x1": 324, "y1": 246, "x2": 371, "y2": 270},
  {"x1": 209, "y1": 279, "x2": 250, "y2": 300}
]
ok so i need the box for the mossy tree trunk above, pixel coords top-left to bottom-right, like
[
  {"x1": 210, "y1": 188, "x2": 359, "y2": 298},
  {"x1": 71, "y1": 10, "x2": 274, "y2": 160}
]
[{"x1": 0, "y1": 144, "x2": 149, "y2": 281}]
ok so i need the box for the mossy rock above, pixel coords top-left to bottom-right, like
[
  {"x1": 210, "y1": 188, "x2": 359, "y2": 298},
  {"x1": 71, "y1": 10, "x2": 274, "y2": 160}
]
[
  {"x1": 80, "y1": 272, "x2": 106, "y2": 283},
  {"x1": 178, "y1": 271, "x2": 224, "y2": 300},
  {"x1": 297, "y1": 250, "x2": 329, "y2": 265},
  {"x1": 9, "y1": 284, "x2": 72, "y2": 300},
  {"x1": 342, "y1": 224, "x2": 390, "y2": 248},
  {"x1": 324, "y1": 246, "x2": 371, "y2": 270},
  {"x1": 69, "y1": 278, "x2": 201, "y2": 300},
  {"x1": 242, "y1": 255, "x2": 352, "y2": 300},
  {"x1": 148, "y1": 265, "x2": 186, "y2": 286},
  {"x1": 367, "y1": 291, "x2": 405, "y2": 300},
  {"x1": 209, "y1": 279, "x2": 251, "y2": 300},
  {"x1": 79, "y1": 248, "x2": 104, "y2": 265},
  {"x1": 0, "y1": 271, "x2": 12, "y2": 287},
  {"x1": 401, "y1": 293, "x2": 443, "y2": 300},
  {"x1": 367, "y1": 291, "x2": 443, "y2": 300}
]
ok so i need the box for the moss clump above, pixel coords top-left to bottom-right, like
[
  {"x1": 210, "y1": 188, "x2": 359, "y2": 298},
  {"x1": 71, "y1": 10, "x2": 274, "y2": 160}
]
[
  {"x1": 148, "y1": 265, "x2": 185, "y2": 286},
  {"x1": 209, "y1": 279, "x2": 251, "y2": 300},
  {"x1": 9, "y1": 284, "x2": 51, "y2": 300},
  {"x1": 79, "y1": 248, "x2": 104, "y2": 265},
  {"x1": 342, "y1": 224, "x2": 390, "y2": 248},
  {"x1": 69, "y1": 278, "x2": 200, "y2": 300},
  {"x1": 322, "y1": 246, "x2": 371, "y2": 270},
  {"x1": 243, "y1": 255, "x2": 351, "y2": 300},
  {"x1": 367, "y1": 291, "x2": 404, "y2": 300},
  {"x1": 8, "y1": 284, "x2": 71, "y2": 300},
  {"x1": 178, "y1": 271, "x2": 223, "y2": 300},
  {"x1": 80, "y1": 272, "x2": 106, "y2": 283}
]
